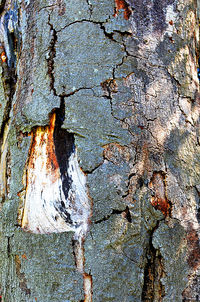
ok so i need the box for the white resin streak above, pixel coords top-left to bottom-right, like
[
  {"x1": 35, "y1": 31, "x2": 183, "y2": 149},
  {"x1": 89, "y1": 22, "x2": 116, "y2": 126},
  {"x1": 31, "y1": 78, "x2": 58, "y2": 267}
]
[{"x1": 22, "y1": 150, "x2": 90, "y2": 239}]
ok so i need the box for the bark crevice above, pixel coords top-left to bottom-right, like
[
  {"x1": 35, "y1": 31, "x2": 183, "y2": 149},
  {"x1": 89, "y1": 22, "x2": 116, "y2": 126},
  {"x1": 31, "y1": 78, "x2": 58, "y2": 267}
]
[
  {"x1": 47, "y1": 16, "x2": 58, "y2": 96},
  {"x1": 0, "y1": 43, "x2": 17, "y2": 142},
  {"x1": 86, "y1": 0, "x2": 93, "y2": 18},
  {"x1": 94, "y1": 206, "x2": 132, "y2": 224},
  {"x1": 142, "y1": 225, "x2": 165, "y2": 302}
]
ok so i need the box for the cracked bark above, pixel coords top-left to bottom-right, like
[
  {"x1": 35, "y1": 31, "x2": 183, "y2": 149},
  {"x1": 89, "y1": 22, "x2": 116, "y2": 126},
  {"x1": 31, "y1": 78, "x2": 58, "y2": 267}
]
[{"x1": 0, "y1": 0, "x2": 199, "y2": 301}]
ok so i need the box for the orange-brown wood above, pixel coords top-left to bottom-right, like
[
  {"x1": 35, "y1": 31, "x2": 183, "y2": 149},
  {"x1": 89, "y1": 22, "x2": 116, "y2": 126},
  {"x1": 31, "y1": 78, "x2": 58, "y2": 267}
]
[{"x1": 114, "y1": 0, "x2": 131, "y2": 20}]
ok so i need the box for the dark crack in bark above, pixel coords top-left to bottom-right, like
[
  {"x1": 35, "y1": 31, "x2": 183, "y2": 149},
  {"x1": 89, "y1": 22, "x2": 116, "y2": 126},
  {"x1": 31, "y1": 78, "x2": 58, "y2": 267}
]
[
  {"x1": 94, "y1": 206, "x2": 132, "y2": 224},
  {"x1": 0, "y1": 0, "x2": 6, "y2": 13},
  {"x1": 53, "y1": 97, "x2": 75, "y2": 203},
  {"x1": 0, "y1": 11, "x2": 19, "y2": 204},
  {"x1": 47, "y1": 16, "x2": 58, "y2": 96},
  {"x1": 0, "y1": 43, "x2": 17, "y2": 142},
  {"x1": 86, "y1": 0, "x2": 93, "y2": 18},
  {"x1": 60, "y1": 87, "x2": 94, "y2": 98},
  {"x1": 142, "y1": 225, "x2": 165, "y2": 302}
]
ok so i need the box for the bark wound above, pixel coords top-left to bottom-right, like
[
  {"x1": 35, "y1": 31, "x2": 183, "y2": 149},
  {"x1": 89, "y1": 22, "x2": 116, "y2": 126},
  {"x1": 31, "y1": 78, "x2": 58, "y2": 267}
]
[
  {"x1": 114, "y1": 0, "x2": 131, "y2": 20},
  {"x1": 19, "y1": 108, "x2": 92, "y2": 298},
  {"x1": 83, "y1": 273, "x2": 93, "y2": 302},
  {"x1": 19, "y1": 112, "x2": 90, "y2": 238},
  {"x1": 149, "y1": 172, "x2": 170, "y2": 216},
  {"x1": 72, "y1": 238, "x2": 93, "y2": 302}
]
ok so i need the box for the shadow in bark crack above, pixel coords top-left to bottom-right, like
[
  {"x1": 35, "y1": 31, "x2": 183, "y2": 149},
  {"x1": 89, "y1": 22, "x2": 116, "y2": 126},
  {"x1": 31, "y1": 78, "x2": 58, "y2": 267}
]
[{"x1": 53, "y1": 99, "x2": 75, "y2": 201}]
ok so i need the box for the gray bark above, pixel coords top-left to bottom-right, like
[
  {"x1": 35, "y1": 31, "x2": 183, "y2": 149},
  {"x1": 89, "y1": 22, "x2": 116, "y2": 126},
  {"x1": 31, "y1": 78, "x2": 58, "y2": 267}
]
[{"x1": 0, "y1": 0, "x2": 199, "y2": 301}]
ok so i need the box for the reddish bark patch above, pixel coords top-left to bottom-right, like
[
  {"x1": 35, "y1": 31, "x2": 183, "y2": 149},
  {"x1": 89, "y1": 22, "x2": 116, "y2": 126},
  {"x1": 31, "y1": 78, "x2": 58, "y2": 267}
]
[
  {"x1": 195, "y1": 91, "x2": 200, "y2": 105},
  {"x1": 22, "y1": 254, "x2": 28, "y2": 260},
  {"x1": 114, "y1": 0, "x2": 132, "y2": 20},
  {"x1": 138, "y1": 125, "x2": 145, "y2": 130},
  {"x1": 187, "y1": 223, "x2": 200, "y2": 270},
  {"x1": 15, "y1": 255, "x2": 31, "y2": 296},
  {"x1": 149, "y1": 172, "x2": 170, "y2": 216},
  {"x1": 103, "y1": 142, "x2": 131, "y2": 165},
  {"x1": 57, "y1": 0, "x2": 66, "y2": 15},
  {"x1": 1, "y1": 51, "x2": 7, "y2": 63}
]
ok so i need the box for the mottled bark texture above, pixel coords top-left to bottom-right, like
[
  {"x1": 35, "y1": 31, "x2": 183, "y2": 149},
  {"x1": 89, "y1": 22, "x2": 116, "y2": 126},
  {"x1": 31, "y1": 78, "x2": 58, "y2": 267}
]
[{"x1": 0, "y1": 0, "x2": 199, "y2": 301}]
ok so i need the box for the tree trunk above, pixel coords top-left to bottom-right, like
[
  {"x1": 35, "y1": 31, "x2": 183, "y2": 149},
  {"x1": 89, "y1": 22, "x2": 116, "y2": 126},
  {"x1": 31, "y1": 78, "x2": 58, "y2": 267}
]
[{"x1": 0, "y1": 0, "x2": 199, "y2": 301}]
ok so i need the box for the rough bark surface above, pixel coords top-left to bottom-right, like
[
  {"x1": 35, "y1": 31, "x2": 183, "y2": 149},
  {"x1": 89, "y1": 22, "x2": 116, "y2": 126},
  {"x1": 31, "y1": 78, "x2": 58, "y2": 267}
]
[{"x1": 0, "y1": 0, "x2": 199, "y2": 301}]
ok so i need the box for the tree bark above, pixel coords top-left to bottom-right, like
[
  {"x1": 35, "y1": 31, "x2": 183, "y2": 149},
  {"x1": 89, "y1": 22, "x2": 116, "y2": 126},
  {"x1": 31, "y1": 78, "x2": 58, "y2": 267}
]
[{"x1": 0, "y1": 0, "x2": 199, "y2": 301}]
